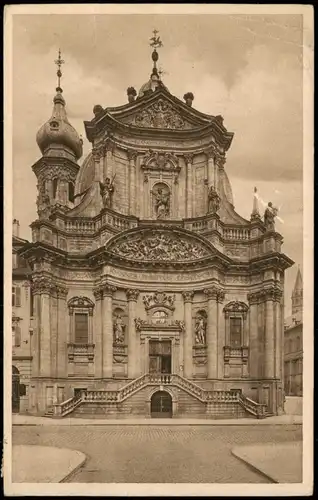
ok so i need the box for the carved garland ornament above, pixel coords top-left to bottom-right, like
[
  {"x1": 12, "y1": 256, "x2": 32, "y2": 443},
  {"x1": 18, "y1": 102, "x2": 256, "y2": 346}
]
[{"x1": 141, "y1": 150, "x2": 180, "y2": 172}]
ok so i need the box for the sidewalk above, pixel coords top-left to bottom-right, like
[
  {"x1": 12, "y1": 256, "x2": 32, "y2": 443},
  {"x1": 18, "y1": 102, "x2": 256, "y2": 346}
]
[
  {"x1": 231, "y1": 442, "x2": 302, "y2": 483},
  {"x1": 12, "y1": 445, "x2": 86, "y2": 483},
  {"x1": 12, "y1": 414, "x2": 302, "y2": 426}
]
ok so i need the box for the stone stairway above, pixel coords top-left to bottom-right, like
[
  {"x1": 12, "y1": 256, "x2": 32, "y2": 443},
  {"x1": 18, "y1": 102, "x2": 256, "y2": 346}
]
[{"x1": 49, "y1": 374, "x2": 268, "y2": 419}]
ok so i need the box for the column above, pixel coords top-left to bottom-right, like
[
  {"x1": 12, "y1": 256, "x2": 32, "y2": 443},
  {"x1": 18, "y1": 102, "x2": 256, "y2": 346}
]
[
  {"x1": 92, "y1": 147, "x2": 102, "y2": 182},
  {"x1": 247, "y1": 292, "x2": 259, "y2": 378},
  {"x1": 31, "y1": 286, "x2": 41, "y2": 377},
  {"x1": 56, "y1": 285, "x2": 68, "y2": 378},
  {"x1": 185, "y1": 154, "x2": 193, "y2": 218},
  {"x1": 182, "y1": 291, "x2": 194, "y2": 379},
  {"x1": 127, "y1": 150, "x2": 137, "y2": 215},
  {"x1": 102, "y1": 284, "x2": 117, "y2": 379},
  {"x1": 103, "y1": 141, "x2": 113, "y2": 180},
  {"x1": 38, "y1": 282, "x2": 52, "y2": 377},
  {"x1": 264, "y1": 289, "x2": 275, "y2": 378},
  {"x1": 205, "y1": 148, "x2": 214, "y2": 213},
  {"x1": 214, "y1": 153, "x2": 226, "y2": 194},
  {"x1": 126, "y1": 289, "x2": 140, "y2": 379},
  {"x1": 275, "y1": 290, "x2": 283, "y2": 380},
  {"x1": 93, "y1": 287, "x2": 103, "y2": 378},
  {"x1": 217, "y1": 290, "x2": 225, "y2": 378},
  {"x1": 204, "y1": 287, "x2": 218, "y2": 379}
]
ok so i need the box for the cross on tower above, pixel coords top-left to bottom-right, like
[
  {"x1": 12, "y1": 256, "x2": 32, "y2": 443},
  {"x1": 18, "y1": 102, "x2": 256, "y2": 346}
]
[{"x1": 54, "y1": 48, "x2": 65, "y2": 92}]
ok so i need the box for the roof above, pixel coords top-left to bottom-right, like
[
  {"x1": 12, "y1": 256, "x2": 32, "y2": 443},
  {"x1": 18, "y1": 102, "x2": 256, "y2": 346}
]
[
  {"x1": 292, "y1": 267, "x2": 303, "y2": 294},
  {"x1": 284, "y1": 311, "x2": 303, "y2": 331}
]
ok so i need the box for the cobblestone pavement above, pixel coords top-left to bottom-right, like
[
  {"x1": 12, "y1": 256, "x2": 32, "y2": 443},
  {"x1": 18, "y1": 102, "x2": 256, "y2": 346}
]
[{"x1": 13, "y1": 425, "x2": 302, "y2": 483}]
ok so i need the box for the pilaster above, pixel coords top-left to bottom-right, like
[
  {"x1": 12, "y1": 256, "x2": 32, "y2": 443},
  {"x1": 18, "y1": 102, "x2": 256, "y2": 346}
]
[
  {"x1": 102, "y1": 284, "x2": 117, "y2": 378},
  {"x1": 182, "y1": 290, "x2": 194, "y2": 378},
  {"x1": 127, "y1": 150, "x2": 137, "y2": 215},
  {"x1": 126, "y1": 289, "x2": 140, "y2": 379},
  {"x1": 185, "y1": 154, "x2": 194, "y2": 218}
]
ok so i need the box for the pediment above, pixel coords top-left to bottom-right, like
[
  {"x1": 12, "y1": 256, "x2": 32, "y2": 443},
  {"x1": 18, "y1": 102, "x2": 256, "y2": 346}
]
[
  {"x1": 105, "y1": 227, "x2": 214, "y2": 263},
  {"x1": 109, "y1": 92, "x2": 212, "y2": 131}
]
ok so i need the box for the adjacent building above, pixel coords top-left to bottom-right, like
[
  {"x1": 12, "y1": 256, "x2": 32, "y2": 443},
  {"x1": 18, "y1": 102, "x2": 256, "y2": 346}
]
[
  {"x1": 284, "y1": 268, "x2": 303, "y2": 396},
  {"x1": 12, "y1": 219, "x2": 33, "y2": 413},
  {"x1": 16, "y1": 38, "x2": 294, "y2": 419}
]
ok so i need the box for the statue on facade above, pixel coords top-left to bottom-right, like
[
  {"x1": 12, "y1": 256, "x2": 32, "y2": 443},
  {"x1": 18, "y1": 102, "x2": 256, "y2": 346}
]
[
  {"x1": 113, "y1": 314, "x2": 125, "y2": 344},
  {"x1": 207, "y1": 185, "x2": 220, "y2": 214},
  {"x1": 264, "y1": 202, "x2": 278, "y2": 231},
  {"x1": 100, "y1": 176, "x2": 115, "y2": 209},
  {"x1": 195, "y1": 315, "x2": 206, "y2": 345},
  {"x1": 152, "y1": 186, "x2": 170, "y2": 219}
]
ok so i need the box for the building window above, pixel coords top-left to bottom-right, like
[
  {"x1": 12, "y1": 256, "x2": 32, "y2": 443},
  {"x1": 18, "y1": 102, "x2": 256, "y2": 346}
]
[
  {"x1": 12, "y1": 325, "x2": 21, "y2": 347},
  {"x1": 53, "y1": 178, "x2": 58, "y2": 198},
  {"x1": 152, "y1": 310, "x2": 168, "y2": 324},
  {"x1": 74, "y1": 313, "x2": 89, "y2": 344},
  {"x1": 223, "y1": 301, "x2": 248, "y2": 348},
  {"x1": 68, "y1": 182, "x2": 75, "y2": 203},
  {"x1": 229, "y1": 317, "x2": 242, "y2": 347},
  {"x1": 288, "y1": 339, "x2": 293, "y2": 353},
  {"x1": 12, "y1": 286, "x2": 21, "y2": 307},
  {"x1": 68, "y1": 296, "x2": 95, "y2": 346},
  {"x1": 12, "y1": 253, "x2": 17, "y2": 269}
]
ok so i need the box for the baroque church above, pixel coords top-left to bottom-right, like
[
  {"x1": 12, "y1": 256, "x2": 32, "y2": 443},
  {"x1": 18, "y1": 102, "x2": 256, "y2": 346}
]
[{"x1": 17, "y1": 35, "x2": 294, "y2": 419}]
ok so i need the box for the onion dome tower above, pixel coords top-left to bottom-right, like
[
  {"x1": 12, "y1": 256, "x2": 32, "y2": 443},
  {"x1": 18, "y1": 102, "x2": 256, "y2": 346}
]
[{"x1": 32, "y1": 50, "x2": 83, "y2": 218}]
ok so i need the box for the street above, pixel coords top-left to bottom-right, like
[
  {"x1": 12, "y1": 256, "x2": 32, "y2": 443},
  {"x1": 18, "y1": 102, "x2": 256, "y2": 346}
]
[{"x1": 13, "y1": 424, "x2": 302, "y2": 483}]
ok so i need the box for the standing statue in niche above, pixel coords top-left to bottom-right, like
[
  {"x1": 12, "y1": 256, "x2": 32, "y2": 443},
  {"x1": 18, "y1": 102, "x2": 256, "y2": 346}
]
[
  {"x1": 195, "y1": 315, "x2": 206, "y2": 345},
  {"x1": 100, "y1": 175, "x2": 115, "y2": 209},
  {"x1": 152, "y1": 186, "x2": 170, "y2": 219},
  {"x1": 264, "y1": 202, "x2": 278, "y2": 231},
  {"x1": 207, "y1": 185, "x2": 220, "y2": 214},
  {"x1": 113, "y1": 314, "x2": 125, "y2": 344}
]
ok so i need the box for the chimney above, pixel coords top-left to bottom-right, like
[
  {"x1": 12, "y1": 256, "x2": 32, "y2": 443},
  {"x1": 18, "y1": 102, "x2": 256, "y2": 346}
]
[{"x1": 13, "y1": 219, "x2": 20, "y2": 238}]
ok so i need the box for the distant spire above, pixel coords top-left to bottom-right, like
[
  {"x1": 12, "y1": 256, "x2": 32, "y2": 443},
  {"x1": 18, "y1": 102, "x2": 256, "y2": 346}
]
[
  {"x1": 291, "y1": 266, "x2": 303, "y2": 315},
  {"x1": 149, "y1": 29, "x2": 163, "y2": 77},
  {"x1": 250, "y1": 186, "x2": 261, "y2": 220},
  {"x1": 54, "y1": 48, "x2": 65, "y2": 93},
  {"x1": 293, "y1": 267, "x2": 303, "y2": 294}
]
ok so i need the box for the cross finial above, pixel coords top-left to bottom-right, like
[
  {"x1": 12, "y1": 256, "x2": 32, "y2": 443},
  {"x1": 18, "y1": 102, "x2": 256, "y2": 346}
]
[{"x1": 54, "y1": 48, "x2": 65, "y2": 93}]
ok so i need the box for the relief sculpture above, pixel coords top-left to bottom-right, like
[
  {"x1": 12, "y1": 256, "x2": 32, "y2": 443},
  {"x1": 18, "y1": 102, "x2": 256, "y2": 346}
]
[{"x1": 111, "y1": 231, "x2": 210, "y2": 262}]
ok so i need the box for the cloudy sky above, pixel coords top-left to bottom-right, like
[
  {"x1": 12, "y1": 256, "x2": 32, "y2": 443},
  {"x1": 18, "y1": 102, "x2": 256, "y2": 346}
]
[{"x1": 11, "y1": 13, "x2": 303, "y2": 313}]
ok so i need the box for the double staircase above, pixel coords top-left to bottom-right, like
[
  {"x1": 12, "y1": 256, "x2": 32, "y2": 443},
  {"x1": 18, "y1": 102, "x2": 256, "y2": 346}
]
[{"x1": 46, "y1": 374, "x2": 268, "y2": 419}]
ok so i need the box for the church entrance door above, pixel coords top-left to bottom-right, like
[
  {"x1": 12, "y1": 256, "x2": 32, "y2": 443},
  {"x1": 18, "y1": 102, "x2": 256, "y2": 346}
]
[
  {"x1": 149, "y1": 340, "x2": 171, "y2": 374},
  {"x1": 151, "y1": 391, "x2": 172, "y2": 418}
]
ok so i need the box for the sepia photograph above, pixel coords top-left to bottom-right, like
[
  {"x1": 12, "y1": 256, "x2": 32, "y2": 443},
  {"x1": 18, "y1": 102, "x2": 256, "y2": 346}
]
[{"x1": 4, "y1": 4, "x2": 313, "y2": 496}]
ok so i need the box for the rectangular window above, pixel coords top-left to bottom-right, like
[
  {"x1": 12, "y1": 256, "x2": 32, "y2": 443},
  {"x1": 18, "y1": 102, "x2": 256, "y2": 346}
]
[
  {"x1": 30, "y1": 291, "x2": 34, "y2": 317},
  {"x1": 74, "y1": 313, "x2": 88, "y2": 344},
  {"x1": 12, "y1": 325, "x2": 21, "y2": 347},
  {"x1": 12, "y1": 286, "x2": 21, "y2": 307},
  {"x1": 229, "y1": 317, "x2": 242, "y2": 347},
  {"x1": 12, "y1": 253, "x2": 17, "y2": 269}
]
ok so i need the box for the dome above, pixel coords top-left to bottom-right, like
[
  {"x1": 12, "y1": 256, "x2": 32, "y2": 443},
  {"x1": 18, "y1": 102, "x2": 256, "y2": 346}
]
[
  {"x1": 75, "y1": 152, "x2": 94, "y2": 195},
  {"x1": 138, "y1": 73, "x2": 169, "y2": 98},
  {"x1": 36, "y1": 92, "x2": 83, "y2": 161}
]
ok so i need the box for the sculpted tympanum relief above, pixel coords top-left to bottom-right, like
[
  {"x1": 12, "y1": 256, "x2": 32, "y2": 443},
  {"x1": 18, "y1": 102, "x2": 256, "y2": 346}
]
[{"x1": 109, "y1": 230, "x2": 210, "y2": 262}]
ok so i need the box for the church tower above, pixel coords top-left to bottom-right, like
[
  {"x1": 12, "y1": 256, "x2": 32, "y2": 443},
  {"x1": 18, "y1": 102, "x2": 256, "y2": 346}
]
[
  {"x1": 33, "y1": 50, "x2": 83, "y2": 219},
  {"x1": 292, "y1": 268, "x2": 303, "y2": 315}
]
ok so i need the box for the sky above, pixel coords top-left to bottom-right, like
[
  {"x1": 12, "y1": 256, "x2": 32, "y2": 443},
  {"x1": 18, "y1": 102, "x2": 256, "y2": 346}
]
[{"x1": 11, "y1": 13, "x2": 303, "y2": 314}]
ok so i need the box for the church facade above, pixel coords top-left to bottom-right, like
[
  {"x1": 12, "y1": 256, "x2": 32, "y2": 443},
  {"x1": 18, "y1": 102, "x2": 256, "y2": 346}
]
[{"x1": 18, "y1": 41, "x2": 293, "y2": 419}]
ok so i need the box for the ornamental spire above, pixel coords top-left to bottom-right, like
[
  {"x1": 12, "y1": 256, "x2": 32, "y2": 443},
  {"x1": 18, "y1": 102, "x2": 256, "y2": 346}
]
[
  {"x1": 149, "y1": 29, "x2": 163, "y2": 77},
  {"x1": 54, "y1": 48, "x2": 65, "y2": 93},
  {"x1": 250, "y1": 186, "x2": 261, "y2": 221}
]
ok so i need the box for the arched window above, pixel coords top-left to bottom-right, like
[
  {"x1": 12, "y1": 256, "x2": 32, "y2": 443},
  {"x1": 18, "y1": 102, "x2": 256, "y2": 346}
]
[
  {"x1": 53, "y1": 178, "x2": 58, "y2": 199},
  {"x1": 68, "y1": 296, "x2": 95, "y2": 345},
  {"x1": 68, "y1": 182, "x2": 75, "y2": 203},
  {"x1": 12, "y1": 286, "x2": 21, "y2": 307},
  {"x1": 152, "y1": 310, "x2": 168, "y2": 324}
]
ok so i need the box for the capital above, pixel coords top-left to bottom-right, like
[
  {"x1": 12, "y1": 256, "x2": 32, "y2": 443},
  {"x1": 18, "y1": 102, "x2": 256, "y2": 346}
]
[
  {"x1": 184, "y1": 153, "x2": 194, "y2": 165},
  {"x1": 204, "y1": 146, "x2": 215, "y2": 160},
  {"x1": 127, "y1": 149, "x2": 138, "y2": 162},
  {"x1": 93, "y1": 286, "x2": 103, "y2": 301},
  {"x1": 247, "y1": 291, "x2": 259, "y2": 305},
  {"x1": 55, "y1": 284, "x2": 68, "y2": 299},
  {"x1": 214, "y1": 154, "x2": 226, "y2": 169},
  {"x1": 204, "y1": 286, "x2": 218, "y2": 300},
  {"x1": 126, "y1": 289, "x2": 140, "y2": 301},
  {"x1": 31, "y1": 277, "x2": 54, "y2": 296},
  {"x1": 182, "y1": 290, "x2": 194, "y2": 302},
  {"x1": 103, "y1": 138, "x2": 115, "y2": 155},
  {"x1": 92, "y1": 146, "x2": 102, "y2": 161},
  {"x1": 102, "y1": 283, "x2": 117, "y2": 297}
]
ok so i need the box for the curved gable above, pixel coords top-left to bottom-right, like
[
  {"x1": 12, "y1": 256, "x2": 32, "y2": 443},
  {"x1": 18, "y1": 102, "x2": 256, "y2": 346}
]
[{"x1": 105, "y1": 226, "x2": 219, "y2": 264}]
